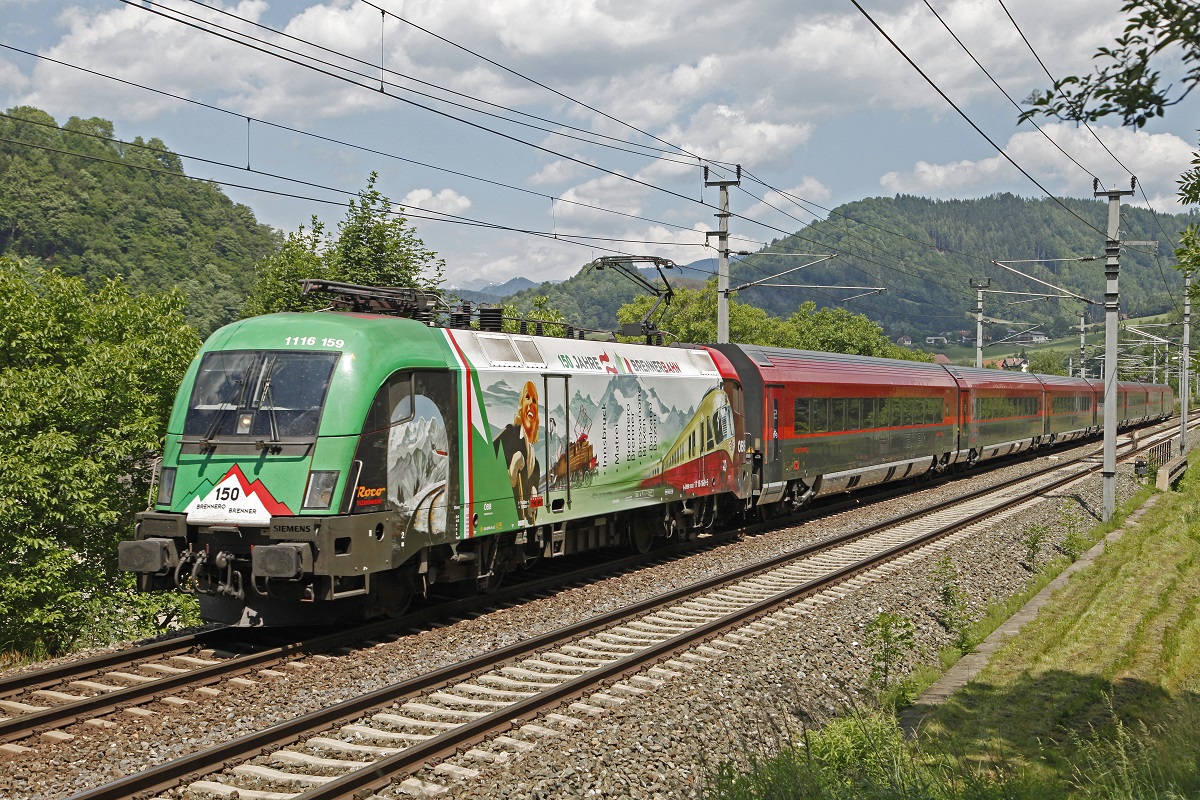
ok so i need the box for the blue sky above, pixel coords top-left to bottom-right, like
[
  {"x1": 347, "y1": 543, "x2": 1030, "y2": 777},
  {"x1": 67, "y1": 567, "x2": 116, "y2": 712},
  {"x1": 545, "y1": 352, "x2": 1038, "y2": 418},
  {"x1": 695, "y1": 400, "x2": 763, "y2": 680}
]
[{"x1": 1, "y1": 0, "x2": 1196, "y2": 289}]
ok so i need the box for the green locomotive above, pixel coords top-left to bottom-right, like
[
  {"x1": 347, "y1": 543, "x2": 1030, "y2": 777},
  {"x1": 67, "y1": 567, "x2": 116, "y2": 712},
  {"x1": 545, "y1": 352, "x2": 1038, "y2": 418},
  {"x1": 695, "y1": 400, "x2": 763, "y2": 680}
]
[{"x1": 118, "y1": 282, "x2": 746, "y2": 625}]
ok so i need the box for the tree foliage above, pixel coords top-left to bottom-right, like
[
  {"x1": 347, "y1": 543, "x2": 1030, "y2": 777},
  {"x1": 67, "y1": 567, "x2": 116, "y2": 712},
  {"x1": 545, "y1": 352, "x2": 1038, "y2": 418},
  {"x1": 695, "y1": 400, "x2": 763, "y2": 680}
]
[
  {"x1": 1020, "y1": 0, "x2": 1200, "y2": 127},
  {"x1": 0, "y1": 107, "x2": 276, "y2": 335},
  {"x1": 755, "y1": 195, "x2": 1190, "y2": 339},
  {"x1": 502, "y1": 263, "x2": 691, "y2": 332},
  {"x1": 243, "y1": 174, "x2": 445, "y2": 316},
  {"x1": 500, "y1": 295, "x2": 571, "y2": 335},
  {"x1": 1028, "y1": 348, "x2": 1068, "y2": 376},
  {"x1": 517, "y1": 195, "x2": 1190, "y2": 341},
  {"x1": 617, "y1": 281, "x2": 931, "y2": 361},
  {"x1": 0, "y1": 259, "x2": 202, "y2": 656}
]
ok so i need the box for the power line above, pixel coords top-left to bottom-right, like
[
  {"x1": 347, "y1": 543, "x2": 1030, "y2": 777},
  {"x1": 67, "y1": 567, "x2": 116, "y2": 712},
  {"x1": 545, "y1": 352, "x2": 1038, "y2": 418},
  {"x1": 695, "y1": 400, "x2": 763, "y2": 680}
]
[
  {"x1": 0, "y1": 126, "x2": 712, "y2": 254},
  {"x1": 0, "y1": 43, "x2": 705, "y2": 238},
  {"x1": 849, "y1": 0, "x2": 1108, "y2": 240},
  {"x1": 996, "y1": 0, "x2": 1136, "y2": 178},
  {"x1": 921, "y1": 0, "x2": 1102, "y2": 183},
  {"x1": 135, "y1": 0, "x2": 696, "y2": 167},
  {"x1": 177, "y1": 0, "x2": 697, "y2": 166},
  {"x1": 120, "y1": 0, "x2": 802, "y2": 242},
  {"x1": 358, "y1": 0, "x2": 718, "y2": 166},
  {"x1": 996, "y1": 0, "x2": 1183, "y2": 315}
]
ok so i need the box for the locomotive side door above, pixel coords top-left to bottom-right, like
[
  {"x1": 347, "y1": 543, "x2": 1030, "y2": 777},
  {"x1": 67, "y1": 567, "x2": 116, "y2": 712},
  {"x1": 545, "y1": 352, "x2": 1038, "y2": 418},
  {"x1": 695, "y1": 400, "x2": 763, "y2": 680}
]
[{"x1": 540, "y1": 373, "x2": 571, "y2": 514}]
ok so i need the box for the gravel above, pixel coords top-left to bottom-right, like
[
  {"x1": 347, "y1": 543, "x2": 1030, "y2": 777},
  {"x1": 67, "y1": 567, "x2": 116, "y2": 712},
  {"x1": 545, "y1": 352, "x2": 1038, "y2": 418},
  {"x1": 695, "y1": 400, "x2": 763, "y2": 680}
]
[{"x1": 0, "y1": 439, "x2": 1147, "y2": 800}]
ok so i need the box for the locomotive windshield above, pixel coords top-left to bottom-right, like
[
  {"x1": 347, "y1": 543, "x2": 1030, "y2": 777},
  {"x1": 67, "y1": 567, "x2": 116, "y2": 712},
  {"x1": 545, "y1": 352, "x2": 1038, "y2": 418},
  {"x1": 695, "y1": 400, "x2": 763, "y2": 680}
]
[{"x1": 183, "y1": 350, "x2": 340, "y2": 440}]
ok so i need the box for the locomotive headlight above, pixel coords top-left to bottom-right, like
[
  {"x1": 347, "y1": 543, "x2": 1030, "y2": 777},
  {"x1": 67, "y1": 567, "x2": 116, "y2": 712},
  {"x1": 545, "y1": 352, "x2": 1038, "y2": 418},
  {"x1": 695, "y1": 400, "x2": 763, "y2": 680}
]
[
  {"x1": 156, "y1": 467, "x2": 176, "y2": 507},
  {"x1": 237, "y1": 413, "x2": 254, "y2": 434},
  {"x1": 303, "y1": 470, "x2": 339, "y2": 510}
]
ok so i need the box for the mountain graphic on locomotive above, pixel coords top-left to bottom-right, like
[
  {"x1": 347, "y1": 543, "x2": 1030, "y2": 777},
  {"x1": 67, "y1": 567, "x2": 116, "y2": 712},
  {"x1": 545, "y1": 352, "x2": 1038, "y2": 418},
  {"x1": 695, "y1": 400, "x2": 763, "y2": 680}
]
[{"x1": 118, "y1": 281, "x2": 1174, "y2": 626}]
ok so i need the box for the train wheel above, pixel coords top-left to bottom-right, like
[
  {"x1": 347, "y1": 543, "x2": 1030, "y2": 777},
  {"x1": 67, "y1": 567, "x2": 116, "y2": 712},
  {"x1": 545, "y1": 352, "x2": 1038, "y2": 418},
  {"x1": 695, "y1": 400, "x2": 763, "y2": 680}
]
[
  {"x1": 627, "y1": 518, "x2": 654, "y2": 554},
  {"x1": 374, "y1": 570, "x2": 414, "y2": 619}
]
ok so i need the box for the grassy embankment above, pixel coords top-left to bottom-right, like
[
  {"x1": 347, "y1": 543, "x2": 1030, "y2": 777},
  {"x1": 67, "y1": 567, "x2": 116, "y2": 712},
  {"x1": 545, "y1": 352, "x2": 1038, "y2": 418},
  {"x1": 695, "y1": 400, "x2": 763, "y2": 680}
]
[{"x1": 706, "y1": 465, "x2": 1200, "y2": 799}]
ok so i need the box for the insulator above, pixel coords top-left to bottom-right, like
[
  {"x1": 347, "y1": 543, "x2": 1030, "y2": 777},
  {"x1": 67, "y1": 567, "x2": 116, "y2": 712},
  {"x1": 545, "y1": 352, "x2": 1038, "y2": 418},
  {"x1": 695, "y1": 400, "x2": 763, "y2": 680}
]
[
  {"x1": 519, "y1": 320, "x2": 528, "y2": 335},
  {"x1": 478, "y1": 307, "x2": 503, "y2": 333},
  {"x1": 535, "y1": 322, "x2": 544, "y2": 336},
  {"x1": 566, "y1": 326, "x2": 574, "y2": 339}
]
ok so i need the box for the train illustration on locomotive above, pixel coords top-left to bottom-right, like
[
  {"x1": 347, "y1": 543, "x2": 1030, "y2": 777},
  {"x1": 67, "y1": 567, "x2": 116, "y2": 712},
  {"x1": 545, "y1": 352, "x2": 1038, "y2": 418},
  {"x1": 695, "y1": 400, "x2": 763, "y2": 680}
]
[{"x1": 118, "y1": 281, "x2": 1175, "y2": 626}]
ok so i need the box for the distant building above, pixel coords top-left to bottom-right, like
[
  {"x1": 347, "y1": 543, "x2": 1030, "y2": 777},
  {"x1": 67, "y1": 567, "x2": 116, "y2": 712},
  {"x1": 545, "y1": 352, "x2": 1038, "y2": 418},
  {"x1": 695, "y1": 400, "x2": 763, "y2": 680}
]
[
  {"x1": 897, "y1": 335, "x2": 913, "y2": 347},
  {"x1": 933, "y1": 354, "x2": 952, "y2": 365},
  {"x1": 924, "y1": 336, "x2": 948, "y2": 346}
]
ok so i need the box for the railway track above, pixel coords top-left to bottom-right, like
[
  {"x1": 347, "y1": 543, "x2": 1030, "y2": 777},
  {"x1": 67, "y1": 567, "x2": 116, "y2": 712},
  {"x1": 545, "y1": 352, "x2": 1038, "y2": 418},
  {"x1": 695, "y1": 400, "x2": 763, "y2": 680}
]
[
  {"x1": 60, "y1": 419, "x2": 1188, "y2": 800},
  {"x1": 0, "y1": 415, "x2": 1138, "y2": 751}
]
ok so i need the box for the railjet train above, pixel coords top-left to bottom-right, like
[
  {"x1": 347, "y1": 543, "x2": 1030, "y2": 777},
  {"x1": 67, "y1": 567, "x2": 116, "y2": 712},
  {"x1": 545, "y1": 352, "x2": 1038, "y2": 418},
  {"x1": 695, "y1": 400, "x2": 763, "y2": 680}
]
[{"x1": 118, "y1": 282, "x2": 1174, "y2": 625}]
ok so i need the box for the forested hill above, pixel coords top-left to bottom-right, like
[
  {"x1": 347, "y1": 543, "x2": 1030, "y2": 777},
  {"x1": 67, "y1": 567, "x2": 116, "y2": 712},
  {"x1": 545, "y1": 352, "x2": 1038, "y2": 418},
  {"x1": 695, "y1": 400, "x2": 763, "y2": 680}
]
[
  {"x1": 508, "y1": 194, "x2": 1195, "y2": 338},
  {"x1": 735, "y1": 194, "x2": 1195, "y2": 338},
  {"x1": 0, "y1": 107, "x2": 276, "y2": 334}
]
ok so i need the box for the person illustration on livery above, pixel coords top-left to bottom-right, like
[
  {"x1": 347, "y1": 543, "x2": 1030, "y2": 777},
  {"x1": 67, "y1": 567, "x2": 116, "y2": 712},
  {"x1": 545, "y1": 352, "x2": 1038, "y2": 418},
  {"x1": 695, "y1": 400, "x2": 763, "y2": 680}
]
[{"x1": 494, "y1": 381, "x2": 541, "y2": 524}]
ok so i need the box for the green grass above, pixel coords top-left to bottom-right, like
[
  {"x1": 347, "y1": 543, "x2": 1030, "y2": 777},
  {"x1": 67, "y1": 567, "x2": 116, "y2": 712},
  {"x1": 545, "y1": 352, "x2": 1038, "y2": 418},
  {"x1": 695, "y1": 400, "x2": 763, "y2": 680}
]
[{"x1": 705, "y1": 470, "x2": 1200, "y2": 799}]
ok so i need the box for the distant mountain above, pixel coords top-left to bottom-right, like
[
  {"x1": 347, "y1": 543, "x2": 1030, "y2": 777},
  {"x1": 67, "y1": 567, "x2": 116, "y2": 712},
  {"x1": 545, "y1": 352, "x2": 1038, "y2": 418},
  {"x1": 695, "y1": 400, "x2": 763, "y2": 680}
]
[
  {"x1": 503, "y1": 194, "x2": 1194, "y2": 338},
  {"x1": 449, "y1": 276, "x2": 542, "y2": 303},
  {"x1": 735, "y1": 193, "x2": 1192, "y2": 339},
  {"x1": 500, "y1": 262, "x2": 706, "y2": 332}
]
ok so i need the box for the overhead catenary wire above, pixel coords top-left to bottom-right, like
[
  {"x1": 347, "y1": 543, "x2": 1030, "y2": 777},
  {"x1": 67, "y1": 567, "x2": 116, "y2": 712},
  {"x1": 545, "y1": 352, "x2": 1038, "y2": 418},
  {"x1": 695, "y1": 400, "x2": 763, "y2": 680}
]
[
  {"x1": 14, "y1": 3, "x2": 1171, "y2": 328},
  {"x1": 848, "y1": 0, "x2": 1108, "y2": 241},
  {"x1": 140, "y1": 0, "x2": 698, "y2": 166},
  {"x1": 995, "y1": 0, "x2": 1136, "y2": 179},
  {"x1": 920, "y1": 0, "x2": 1102, "y2": 184},
  {"x1": 357, "y1": 0, "x2": 719, "y2": 166},
  {"x1": 0, "y1": 43, "x2": 713, "y2": 240},
  {"x1": 106, "y1": 0, "x2": 1123, "y2": 315},
  {"x1": 995, "y1": 0, "x2": 1184, "y2": 316},
  {"x1": 0, "y1": 130, "x2": 714, "y2": 255},
  {"x1": 119, "y1": 0, "x2": 804, "y2": 244}
]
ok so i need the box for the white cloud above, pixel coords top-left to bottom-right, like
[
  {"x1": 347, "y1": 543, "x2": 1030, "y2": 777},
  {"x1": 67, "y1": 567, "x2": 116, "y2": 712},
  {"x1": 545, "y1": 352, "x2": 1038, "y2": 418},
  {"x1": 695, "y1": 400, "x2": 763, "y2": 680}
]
[
  {"x1": 527, "y1": 158, "x2": 586, "y2": 187},
  {"x1": 0, "y1": 55, "x2": 29, "y2": 94},
  {"x1": 400, "y1": 188, "x2": 472, "y2": 216},
  {"x1": 880, "y1": 125, "x2": 1195, "y2": 211},
  {"x1": 555, "y1": 173, "x2": 649, "y2": 222},
  {"x1": 743, "y1": 179, "x2": 832, "y2": 222},
  {"x1": 20, "y1": 1, "x2": 402, "y2": 122}
]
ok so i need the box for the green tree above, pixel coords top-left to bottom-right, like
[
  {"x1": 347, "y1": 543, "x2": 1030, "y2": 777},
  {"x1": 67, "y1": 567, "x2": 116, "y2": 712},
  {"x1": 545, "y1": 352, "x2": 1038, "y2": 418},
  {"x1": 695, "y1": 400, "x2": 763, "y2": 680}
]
[
  {"x1": 0, "y1": 107, "x2": 276, "y2": 335},
  {"x1": 785, "y1": 302, "x2": 923, "y2": 360},
  {"x1": 616, "y1": 280, "x2": 932, "y2": 361},
  {"x1": 617, "y1": 282, "x2": 795, "y2": 346},
  {"x1": 501, "y1": 294, "x2": 571, "y2": 335},
  {"x1": 0, "y1": 259, "x2": 202, "y2": 656},
  {"x1": 1028, "y1": 348, "x2": 1067, "y2": 375},
  {"x1": 1021, "y1": 0, "x2": 1200, "y2": 127},
  {"x1": 243, "y1": 173, "x2": 445, "y2": 316}
]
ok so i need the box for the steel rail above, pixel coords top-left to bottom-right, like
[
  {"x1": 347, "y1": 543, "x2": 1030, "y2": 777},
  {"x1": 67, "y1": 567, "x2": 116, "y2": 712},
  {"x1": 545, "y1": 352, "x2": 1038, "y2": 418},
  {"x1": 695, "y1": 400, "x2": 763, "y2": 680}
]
[
  {"x1": 0, "y1": 632, "x2": 217, "y2": 699},
  {"x1": 0, "y1": 424, "x2": 1103, "y2": 740},
  {"x1": 64, "y1": 421, "x2": 1184, "y2": 800},
  {"x1": 297, "y1": 458, "x2": 1105, "y2": 800}
]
